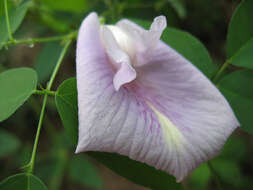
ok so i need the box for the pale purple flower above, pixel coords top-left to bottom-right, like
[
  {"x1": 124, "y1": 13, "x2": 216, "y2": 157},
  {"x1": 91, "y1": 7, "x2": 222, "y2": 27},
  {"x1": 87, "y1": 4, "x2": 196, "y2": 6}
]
[{"x1": 75, "y1": 12, "x2": 239, "y2": 182}]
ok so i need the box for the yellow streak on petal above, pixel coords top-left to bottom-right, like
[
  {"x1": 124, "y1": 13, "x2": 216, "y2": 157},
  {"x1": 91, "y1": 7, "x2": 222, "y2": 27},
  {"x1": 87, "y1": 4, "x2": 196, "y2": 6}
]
[{"x1": 147, "y1": 103, "x2": 186, "y2": 148}]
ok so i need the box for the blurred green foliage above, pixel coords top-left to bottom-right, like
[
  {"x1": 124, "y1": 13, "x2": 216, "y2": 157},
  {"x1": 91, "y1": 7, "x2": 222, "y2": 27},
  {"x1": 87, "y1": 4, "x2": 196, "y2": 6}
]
[{"x1": 0, "y1": 129, "x2": 20, "y2": 158}]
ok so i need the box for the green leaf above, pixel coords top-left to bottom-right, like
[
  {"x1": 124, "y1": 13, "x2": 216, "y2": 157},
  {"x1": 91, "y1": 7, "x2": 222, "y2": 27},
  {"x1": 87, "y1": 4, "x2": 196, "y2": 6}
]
[
  {"x1": 55, "y1": 78, "x2": 78, "y2": 145},
  {"x1": 219, "y1": 70, "x2": 253, "y2": 100},
  {"x1": 219, "y1": 136, "x2": 247, "y2": 162},
  {"x1": 132, "y1": 19, "x2": 217, "y2": 78},
  {"x1": 0, "y1": 173, "x2": 48, "y2": 190},
  {"x1": 69, "y1": 155, "x2": 103, "y2": 189},
  {"x1": 40, "y1": 0, "x2": 91, "y2": 13},
  {"x1": 0, "y1": 1, "x2": 30, "y2": 50},
  {"x1": 168, "y1": 0, "x2": 186, "y2": 19},
  {"x1": 56, "y1": 77, "x2": 183, "y2": 190},
  {"x1": 87, "y1": 152, "x2": 183, "y2": 190},
  {"x1": 0, "y1": 129, "x2": 20, "y2": 158},
  {"x1": 212, "y1": 159, "x2": 243, "y2": 188},
  {"x1": 218, "y1": 70, "x2": 253, "y2": 134},
  {"x1": 230, "y1": 38, "x2": 253, "y2": 69},
  {"x1": 189, "y1": 164, "x2": 211, "y2": 190},
  {"x1": 34, "y1": 42, "x2": 64, "y2": 83},
  {"x1": 227, "y1": 0, "x2": 253, "y2": 58},
  {"x1": 0, "y1": 68, "x2": 37, "y2": 122}
]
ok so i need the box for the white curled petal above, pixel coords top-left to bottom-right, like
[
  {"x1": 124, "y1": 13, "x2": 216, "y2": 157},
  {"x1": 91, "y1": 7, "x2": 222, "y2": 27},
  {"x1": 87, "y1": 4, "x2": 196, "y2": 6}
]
[
  {"x1": 117, "y1": 16, "x2": 167, "y2": 66},
  {"x1": 101, "y1": 25, "x2": 136, "y2": 91},
  {"x1": 117, "y1": 16, "x2": 166, "y2": 50},
  {"x1": 144, "y1": 15, "x2": 167, "y2": 49},
  {"x1": 113, "y1": 62, "x2": 136, "y2": 91}
]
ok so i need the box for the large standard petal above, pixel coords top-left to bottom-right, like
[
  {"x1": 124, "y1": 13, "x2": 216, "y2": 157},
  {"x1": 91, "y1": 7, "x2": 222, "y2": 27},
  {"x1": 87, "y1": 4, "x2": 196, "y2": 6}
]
[{"x1": 133, "y1": 41, "x2": 240, "y2": 181}]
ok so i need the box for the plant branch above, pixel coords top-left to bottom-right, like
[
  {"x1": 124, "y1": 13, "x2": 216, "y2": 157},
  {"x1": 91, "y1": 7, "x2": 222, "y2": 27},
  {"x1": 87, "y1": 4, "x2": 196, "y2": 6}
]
[
  {"x1": 27, "y1": 39, "x2": 72, "y2": 174},
  {"x1": 27, "y1": 94, "x2": 48, "y2": 173},
  {"x1": 2, "y1": 30, "x2": 77, "y2": 47},
  {"x1": 33, "y1": 89, "x2": 56, "y2": 96},
  {"x1": 4, "y1": 0, "x2": 14, "y2": 41}
]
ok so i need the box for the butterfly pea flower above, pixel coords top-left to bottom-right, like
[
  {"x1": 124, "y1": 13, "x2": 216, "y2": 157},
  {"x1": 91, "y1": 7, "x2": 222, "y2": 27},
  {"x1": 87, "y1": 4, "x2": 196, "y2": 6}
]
[{"x1": 75, "y1": 12, "x2": 239, "y2": 182}]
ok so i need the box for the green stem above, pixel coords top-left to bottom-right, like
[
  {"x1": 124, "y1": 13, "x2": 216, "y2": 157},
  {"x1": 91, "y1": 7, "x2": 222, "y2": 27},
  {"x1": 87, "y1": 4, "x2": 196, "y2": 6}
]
[
  {"x1": 27, "y1": 94, "x2": 48, "y2": 173},
  {"x1": 4, "y1": 0, "x2": 14, "y2": 41},
  {"x1": 27, "y1": 39, "x2": 72, "y2": 174},
  {"x1": 212, "y1": 60, "x2": 230, "y2": 84},
  {"x1": 2, "y1": 30, "x2": 77, "y2": 47},
  {"x1": 47, "y1": 40, "x2": 71, "y2": 90},
  {"x1": 208, "y1": 162, "x2": 223, "y2": 190},
  {"x1": 33, "y1": 89, "x2": 56, "y2": 96}
]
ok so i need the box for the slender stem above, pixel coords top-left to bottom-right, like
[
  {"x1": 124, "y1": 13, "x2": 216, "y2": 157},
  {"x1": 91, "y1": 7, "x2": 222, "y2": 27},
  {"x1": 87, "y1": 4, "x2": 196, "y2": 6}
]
[
  {"x1": 27, "y1": 94, "x2": 48, "y2": 173},
  {"x1": 4, "y1": 0, "x2": 14, "y2": 41},
  {"x1": 27, "y1": 40, "x2": 72, "y2": 174},
  {"x1": 47, "y1": 40, "x2": 71, "y2": 90},
  {"x1": 33, "y1": 89, "x2": 56, "y2": 96},
  {"x1": 208, "y1": 162, "x2": 223, "y2": 190},
  {"x1": 2, "y1": 30, "x2": 77, "y2": 47},
  {"x1": 28, "y1": 96, "x2": 58, "y2": 141},
  {"x1": 212, "y1": 60, "x2": 230, "y2": 84}
]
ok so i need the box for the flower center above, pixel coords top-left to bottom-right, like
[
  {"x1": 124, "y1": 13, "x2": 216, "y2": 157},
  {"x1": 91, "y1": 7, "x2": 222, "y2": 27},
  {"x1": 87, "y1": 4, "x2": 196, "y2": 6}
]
[{"x1": 106, "y1": 25, "x2": 136, "y2": 64}]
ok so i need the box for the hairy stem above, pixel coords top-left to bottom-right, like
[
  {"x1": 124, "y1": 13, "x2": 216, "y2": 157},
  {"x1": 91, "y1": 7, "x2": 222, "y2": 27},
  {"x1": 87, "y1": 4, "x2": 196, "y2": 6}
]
[
  {"x1": 4, "y1": 0, "x2": 14, "y2": 41},
  {"x1": 27, "y1": 40, "x2": 72, "y2": 174}
]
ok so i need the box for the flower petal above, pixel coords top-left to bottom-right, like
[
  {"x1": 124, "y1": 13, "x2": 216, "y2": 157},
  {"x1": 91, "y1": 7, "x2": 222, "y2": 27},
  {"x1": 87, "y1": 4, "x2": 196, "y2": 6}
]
[
  {"x1": 116, "y1": 16, "x2": 167, "y2": 66},
  {"x1": 76, "y1": 13, "x2": 186, "y2": 181},
  {"x1": 133, "y1": 41, "x2": 240, "y2": 181},
  {"x1": 101, "y1": 26, "x2": 136, "y2": 91},
  {"x1": 117, "y1": 16, "x2": 166, "y2": 50},
  {"x1": 76, "y1": 13, "x2": 239, "y2": 182}
]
